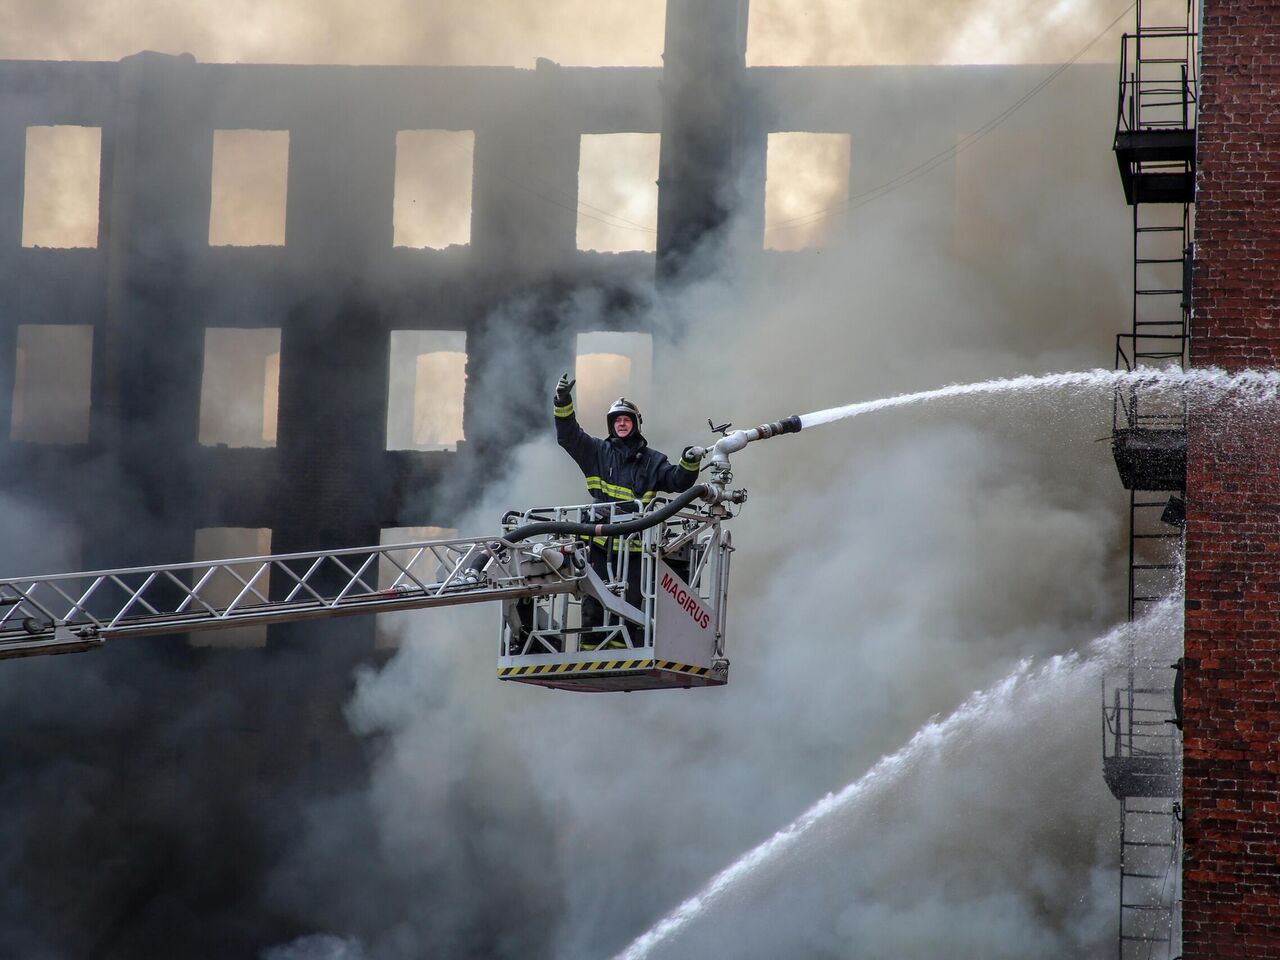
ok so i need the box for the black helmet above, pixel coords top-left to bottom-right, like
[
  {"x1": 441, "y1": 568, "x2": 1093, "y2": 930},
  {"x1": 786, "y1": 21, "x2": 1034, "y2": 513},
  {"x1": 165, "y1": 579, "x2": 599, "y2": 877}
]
[{"x1": 606, "y1": 397, "x2": 642, "y2": 436}]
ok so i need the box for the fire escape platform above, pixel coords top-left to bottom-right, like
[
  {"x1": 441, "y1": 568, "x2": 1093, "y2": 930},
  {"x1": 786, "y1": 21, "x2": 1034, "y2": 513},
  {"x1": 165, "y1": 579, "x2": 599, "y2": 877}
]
[
  {"x1": 1114, "y1": 129, "x2": 1196, "y2": 205},
  {"x1": 1112, "y1": 427, "x2": 1187, "y2": 491},
  {"x1": 1105, "y1": 755, "x2": 1181, "y2": 800}
]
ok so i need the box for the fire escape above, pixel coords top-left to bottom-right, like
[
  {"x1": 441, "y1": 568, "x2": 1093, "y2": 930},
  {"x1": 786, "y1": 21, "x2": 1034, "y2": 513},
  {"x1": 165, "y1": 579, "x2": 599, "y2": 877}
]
[{"x1": 1104, "y1": 2, "x2": 1196, "y2": 958}]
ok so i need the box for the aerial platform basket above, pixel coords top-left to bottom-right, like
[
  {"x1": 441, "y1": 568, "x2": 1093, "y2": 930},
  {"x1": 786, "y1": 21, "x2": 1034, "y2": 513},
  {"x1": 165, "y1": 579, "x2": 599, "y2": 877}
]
[{"x1": 496, "y1": 497, "x2": 735, "y2": 693}]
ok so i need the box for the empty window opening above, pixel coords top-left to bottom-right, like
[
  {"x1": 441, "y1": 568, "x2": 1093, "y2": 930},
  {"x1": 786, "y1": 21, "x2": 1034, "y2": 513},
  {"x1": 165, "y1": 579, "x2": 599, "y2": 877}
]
[
  {"x1": 576, "y1": 133, "x2": 659, "y2": 254},
  {"x1": 262, "y1": 349, "x2": 280, "y2": 443},
  {"x1": 764, "y1": 133, "x2": 851, "y2": 251},
  {"x1": 22, "y1": 126, "x2": 101, "y2": 249},
  {"x1": 393, "y1": 130, "x2": 474, "y2": 249},
  {"x1": 191, "y1": 527, "x2": 271, "y2": 648},
  {"x1": 376, "y1": 525, "x2": 457, "y2": 647},
  {"x1": 199, "y1": 328, "x2": 281, "y2": 447},
  {"x1": 574, "y1": 332, "x2": 653, "y2": 434},
  {"x1": 208, "y1": 130, "x2": 289, "y2": 247},
  {"x1": 11, "y1": 324, "x2": 93, "y2": 444},
  {"x1": 386, "y1": 331, "x2": 466, "y2": 451}
]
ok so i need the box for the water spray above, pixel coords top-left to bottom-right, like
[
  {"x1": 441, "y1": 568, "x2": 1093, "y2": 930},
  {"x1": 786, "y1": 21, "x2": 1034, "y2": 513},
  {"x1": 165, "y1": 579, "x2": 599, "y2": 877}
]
[{"x1": 795, "y1": 366, "x2": 1280, "y2": 431}]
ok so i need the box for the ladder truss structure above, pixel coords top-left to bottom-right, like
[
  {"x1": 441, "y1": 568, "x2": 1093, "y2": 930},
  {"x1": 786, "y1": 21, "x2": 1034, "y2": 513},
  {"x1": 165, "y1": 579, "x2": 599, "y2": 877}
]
[
  {"x1": 0, "y1": 533, "x2": 579, "y2": 658},
  {"x1": 1106, "y1": 1, "x2": 1195, "y2": 958}
]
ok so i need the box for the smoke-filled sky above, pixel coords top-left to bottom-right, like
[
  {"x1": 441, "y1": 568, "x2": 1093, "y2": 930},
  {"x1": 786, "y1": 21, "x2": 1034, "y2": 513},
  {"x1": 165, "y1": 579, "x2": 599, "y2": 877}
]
[
  {"x1": 0, "y1": 2, "x2": 1169, "y2": 959},
  {"x1": 2, "y1": 0, "x2": 1128, "y2": 65}
]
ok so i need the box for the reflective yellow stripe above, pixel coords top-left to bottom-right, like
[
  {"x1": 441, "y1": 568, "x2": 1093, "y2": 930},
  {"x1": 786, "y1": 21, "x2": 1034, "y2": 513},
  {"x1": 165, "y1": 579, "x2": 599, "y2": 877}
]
[
  {"x1": 576, "y1": 534, "x2": 643, "y2": 552},
  {"x1": 678, "y1": 457, "x2": 699, "y2": 472},
  {"x1": 595, "y1": 536, "x2": 643, "y2": 552},
  {"x1": 583, "y1": 476, "x2": 657, "y2": 504},
  {"x1": 555, "y1": 402, "x2": 575, "y2": 418}
]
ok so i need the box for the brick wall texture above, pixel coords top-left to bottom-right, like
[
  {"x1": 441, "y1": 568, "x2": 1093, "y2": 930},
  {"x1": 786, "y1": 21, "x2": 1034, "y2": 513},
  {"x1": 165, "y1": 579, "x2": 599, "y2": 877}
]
[{"x1": 1185, "y1": 2, "x2": 1280, "y2": 955}]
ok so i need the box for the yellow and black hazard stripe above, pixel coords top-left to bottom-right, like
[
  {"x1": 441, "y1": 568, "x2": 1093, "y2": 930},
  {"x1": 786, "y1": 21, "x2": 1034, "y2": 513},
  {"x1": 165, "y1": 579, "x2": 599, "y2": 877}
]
[
  {"x1": 655, "y1": 660, "x2": 713, "y2": 678},
  {"x1": 499, "y1": 658, "x2": 654, "y2": 678},
  {"x1": 498, "y1": 659, "x2": 713, "y2": 679}
]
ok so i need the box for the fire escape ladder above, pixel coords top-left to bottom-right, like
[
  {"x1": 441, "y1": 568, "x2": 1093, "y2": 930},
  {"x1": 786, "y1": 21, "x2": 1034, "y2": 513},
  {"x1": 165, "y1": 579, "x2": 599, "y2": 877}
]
[
  {"x1": 1104, "y1": 655, "x2": 1183, "y2": 960},
  {"x1": 1113, "y1": 2, "x2": 1197, "y2": 206},
  {"x1": 1128, "y1": 495, "x2": 1183, "y2": 620},
  {"x1": 1118, "y1": 798, "x2": 1182, "y2": 958},
  {"x1": 1104, "y1": 3, "x2": 1195, "y2": 959},
  {"x1": 1111, "y1": 0, "x2": 1195, "y2": 492}
]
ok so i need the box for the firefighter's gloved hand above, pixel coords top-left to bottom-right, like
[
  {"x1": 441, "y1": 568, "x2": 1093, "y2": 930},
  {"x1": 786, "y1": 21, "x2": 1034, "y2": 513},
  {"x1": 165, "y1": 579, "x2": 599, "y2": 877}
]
[
  {"x1": 682, "y1": 445, "x2": 707, "y2": 463},
  {"x1": 555, "y1": 374, "x2": 575, "y2": 407}
]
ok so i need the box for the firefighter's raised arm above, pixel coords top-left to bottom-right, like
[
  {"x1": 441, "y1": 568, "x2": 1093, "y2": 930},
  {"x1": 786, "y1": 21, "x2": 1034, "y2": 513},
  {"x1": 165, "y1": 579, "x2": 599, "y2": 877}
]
[{"x1": 553, "y1": 372, "x2": 599, "y2": 472}]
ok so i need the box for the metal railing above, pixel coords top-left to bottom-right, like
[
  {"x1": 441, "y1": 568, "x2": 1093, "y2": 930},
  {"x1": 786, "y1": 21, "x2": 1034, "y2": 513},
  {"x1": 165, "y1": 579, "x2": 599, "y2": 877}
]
[
  {"x1": 1103, "y1": 677, "x2": 1180, "y2": 763},
  {"x1": 1116, "y1": 28, "x2": 1198, "y2": 136},
  {"x1": 499, "y1": 494, "x2": 736, "y2": 658},
  {"x1": 1113, "y1": 333, "x2": 1188, "y2": 432}
]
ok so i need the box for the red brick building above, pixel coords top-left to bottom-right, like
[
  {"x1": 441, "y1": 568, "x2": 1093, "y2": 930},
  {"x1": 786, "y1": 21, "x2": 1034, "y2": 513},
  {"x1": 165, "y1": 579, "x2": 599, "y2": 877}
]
[{"x1": 1185, "y1": 2, "x2": 1280, "y2": 955}]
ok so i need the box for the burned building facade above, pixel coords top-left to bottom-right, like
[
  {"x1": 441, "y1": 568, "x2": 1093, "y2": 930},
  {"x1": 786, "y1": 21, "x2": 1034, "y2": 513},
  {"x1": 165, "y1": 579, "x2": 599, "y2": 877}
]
[{"x1": 0, "y1": 4, "x2": 1091, "y2": 647}]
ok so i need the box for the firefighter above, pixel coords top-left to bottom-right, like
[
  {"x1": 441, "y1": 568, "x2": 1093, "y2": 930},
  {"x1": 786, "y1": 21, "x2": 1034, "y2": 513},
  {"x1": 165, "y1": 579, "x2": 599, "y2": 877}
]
[{"x1": 554, "y1": 374, "x2": 703, "y2": 648}]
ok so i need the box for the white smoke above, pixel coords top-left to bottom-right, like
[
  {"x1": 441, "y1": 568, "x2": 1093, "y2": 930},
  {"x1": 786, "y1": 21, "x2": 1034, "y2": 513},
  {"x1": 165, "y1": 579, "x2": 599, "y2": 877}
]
[{"x1": 265, "y1": 84, "x2": 1148, "y2": 956}]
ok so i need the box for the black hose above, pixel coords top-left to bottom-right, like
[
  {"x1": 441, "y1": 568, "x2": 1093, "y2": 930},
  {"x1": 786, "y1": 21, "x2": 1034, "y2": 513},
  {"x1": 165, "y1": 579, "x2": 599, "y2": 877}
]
[
  {"x1": 459, "y1": 484, "x2": 710, "y2": 577},
  {"x1": 504, "y1": 484, "x2": 711, "y2": 544}
]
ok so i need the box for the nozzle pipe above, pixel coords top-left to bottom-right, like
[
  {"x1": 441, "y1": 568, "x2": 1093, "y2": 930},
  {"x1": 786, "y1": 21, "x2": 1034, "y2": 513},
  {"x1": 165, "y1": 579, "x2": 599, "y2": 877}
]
[
  {"x1": 709, "y1": 415, "x2": 802, "y2": 462},
  {"x1": 757, "y1": 414, "x2": 802, "y2": 439}
]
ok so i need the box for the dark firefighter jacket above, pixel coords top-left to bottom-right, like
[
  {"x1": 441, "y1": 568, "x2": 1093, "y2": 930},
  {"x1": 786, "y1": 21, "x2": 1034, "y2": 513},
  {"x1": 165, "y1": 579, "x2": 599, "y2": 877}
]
[{"x1": 555, "y1": 399, "x2": 699, "y2": 547}]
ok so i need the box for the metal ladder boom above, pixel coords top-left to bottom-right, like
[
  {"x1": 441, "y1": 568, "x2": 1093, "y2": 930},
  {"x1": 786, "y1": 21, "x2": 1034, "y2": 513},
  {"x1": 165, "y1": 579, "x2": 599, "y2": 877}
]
[{"x1": 0, "y1": 532, "x2": 587, "y2": 660}]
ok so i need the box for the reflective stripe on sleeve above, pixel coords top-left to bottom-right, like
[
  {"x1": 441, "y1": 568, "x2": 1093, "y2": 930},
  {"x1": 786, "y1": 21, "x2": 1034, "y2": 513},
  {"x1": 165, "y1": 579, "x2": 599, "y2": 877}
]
[
  {"x1": 583, "y1": 476, "x2": 657, "y2": 504},
  {"x1": 554, "y1": 402, "x2": 575, "y2": 418},
  {"x1": 576, "y1": 533, "x2": 644, "y2": 552}
]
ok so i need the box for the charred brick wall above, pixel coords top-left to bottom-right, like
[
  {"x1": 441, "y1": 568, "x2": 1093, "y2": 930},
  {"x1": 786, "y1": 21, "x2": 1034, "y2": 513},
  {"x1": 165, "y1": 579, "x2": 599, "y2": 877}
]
[{"x1": 1184, "y1": 2, "x2": 1280, "y2": 954}]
